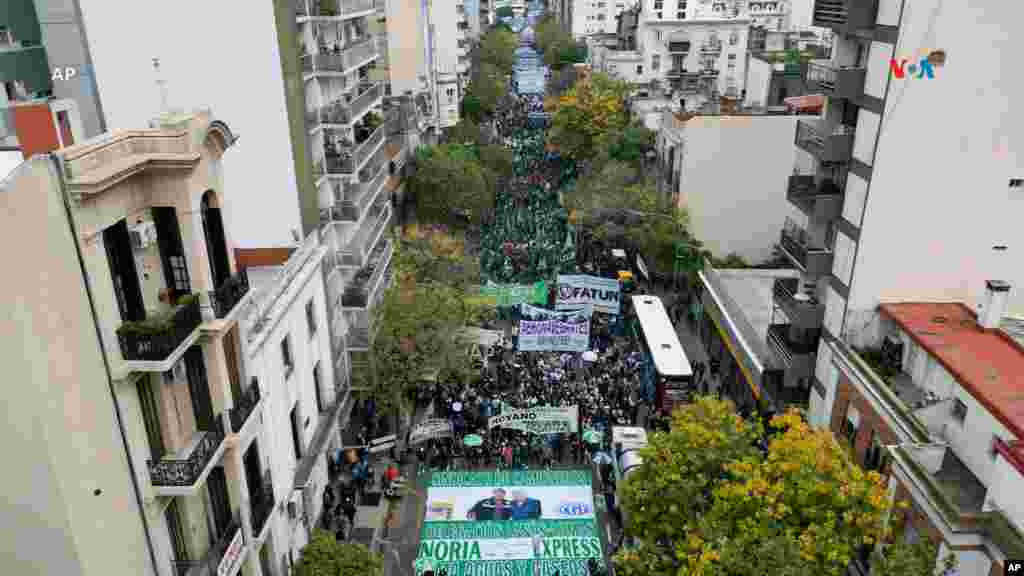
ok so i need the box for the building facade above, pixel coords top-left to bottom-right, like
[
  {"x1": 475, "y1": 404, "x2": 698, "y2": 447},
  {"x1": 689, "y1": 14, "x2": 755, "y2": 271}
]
[{"x1": 573, "y1": 0, "x2": 631, "y2": 38}]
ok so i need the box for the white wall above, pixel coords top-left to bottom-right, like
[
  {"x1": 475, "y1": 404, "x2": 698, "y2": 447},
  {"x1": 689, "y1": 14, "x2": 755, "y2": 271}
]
[
  {"x1": 848, "y1": 0, "x2": 1024, "y2": 318},
  {"x1": 77, "y1": 0, "x2": 302, "y2": 251},
  {"x1": 675, "y1": 115, "x2": 801, "y2": 263},
  {"x1": 986, "y1": 452, "x2": 1024, "y2": 534},
  {"x1": 743, "y1": 56, "x2": 773, "y2": 108}
]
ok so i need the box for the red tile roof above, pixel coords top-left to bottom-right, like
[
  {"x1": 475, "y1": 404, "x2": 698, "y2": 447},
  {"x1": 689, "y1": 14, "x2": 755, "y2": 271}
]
[{"x1": 879, "y1": 302, "x2": 1024, "y2": 445}]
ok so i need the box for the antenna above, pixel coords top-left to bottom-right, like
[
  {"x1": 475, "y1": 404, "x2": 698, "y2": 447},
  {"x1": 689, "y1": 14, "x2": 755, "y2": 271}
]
[{"x1": 153, "y1": 58, "x2": 169, "y2": 115}]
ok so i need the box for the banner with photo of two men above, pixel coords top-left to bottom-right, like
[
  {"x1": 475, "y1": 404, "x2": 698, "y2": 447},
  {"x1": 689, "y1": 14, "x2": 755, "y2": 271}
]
[{"x1": 415, "y1": 470, "x2": 606, "y2": 576}]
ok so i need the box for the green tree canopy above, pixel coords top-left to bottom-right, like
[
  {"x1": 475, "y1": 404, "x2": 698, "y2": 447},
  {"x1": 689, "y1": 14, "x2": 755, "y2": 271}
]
[
  {"x1": 409, "y1": 144, "x2": 495, "y2": 227},
  {"x1": 463, "y1": 62, "x2": 509, "y2": 121},
  {"x1": 476, "y1": 28, "x2": 518, "y2": 74},
  {"x1": 614, "y1": 398, "x2": 957, "y2": 576},
  {"x1": 294, "y1": 530, "x2": 383, "y2": 576},
  {"x1": 608, "y1": 121, "x2": 655, "y2": 163},
  {"x1": 545, "y1": 72, "x2": 630, "y2": 162}
]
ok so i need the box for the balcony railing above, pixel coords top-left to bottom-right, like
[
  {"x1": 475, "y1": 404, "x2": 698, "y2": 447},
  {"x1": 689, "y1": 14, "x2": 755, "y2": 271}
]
[
  {"x1": 767, "y1": 323, "x2": 821, "y2": 365},
  {"x1": 250, "y1": 472, "x2": 275, "y2": 539},
  {"x1": 117, "y1": 296, "x2": 202, "y2": 362},
  {"x1": 300, "y1": 38, "x2": 377, "y2": 75},
  {"x1": 209, "y1": 270, "x2": 251, "y2": 319},
  {"x1": 320, "y1": 119, "x2": 389, "y2": 175},
  {"x1": 341, "y1": 240, "x2": 394, "y2": 308},
  {"x1": 307, "y1": 82, "x2": 382, "y2": 127},
  {"x1": 779, "y1": 218, "x2": 833, "y2": 276},
  {"x1": 795, "y1": 119, "x2": 854, "y2": 163},
  {"x1": 296, "y1": 0, "x2": 376, "y2": 18},
  {"x1": 812, "y1": 0, "x2": 878, "y2": 34},
  {"x1": 228, "y1": 379, "x2": 261, "y2": 434},
  {"x1": 148, "y1": 419, "x2": 226, "y2": 487},
  {"x1": 171, "y1": 517, "x2": 242, "y2": 576},
  {"x1": 807, "y1": 61, "x2": 866, "y2": 100},
  {"x1": 349, "y1": 160, "x2": 389, "y2": 217},
  {"x1": 772, "y1": 278, "x2": 825, "y2": 330},
  {"x1": 786, "y1": 173, "x2": 843, "y2": 216}
]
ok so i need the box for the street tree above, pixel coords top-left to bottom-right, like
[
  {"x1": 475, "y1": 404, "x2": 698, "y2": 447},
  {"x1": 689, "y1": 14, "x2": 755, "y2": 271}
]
[
  {"x1": 294, "y1": 530, "x2": 383, "y2": 576},
  {"x1": 463, "y1": 62, "x2": 509, "y2": 120},
  {"x1": 545, "y1": 73, "x2": 630, "y2": 162},
  {"x1": 614, "y1": 398, "x2": 957, "y2": 576},
  {"x1": 477, "y1": 28, "x2": 518, "y2": 74},
  {"x1": 409, "y1": 144, "x2": 494, "y2": 226}
]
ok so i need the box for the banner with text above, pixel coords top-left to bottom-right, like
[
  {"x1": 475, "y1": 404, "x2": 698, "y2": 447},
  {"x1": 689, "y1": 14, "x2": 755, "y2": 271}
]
[
  {"x1": 488, "y1": 406, "x2": 579, "y2": 435},
  {"x1": 416, "y1": 470, "x2": 604, "y2": 576},
  {"x1": 556, "y1": 275, "x2": 621, "y2": 315},
  {"x1": 410, "y1": 419, "x2": 455, "y2": 445},
  {"x1": 469, "y1": 282, "x2": 548, "y2": 307},
  {"x1": 517, "y1": 304, "x2": 591, "y2": 352}
]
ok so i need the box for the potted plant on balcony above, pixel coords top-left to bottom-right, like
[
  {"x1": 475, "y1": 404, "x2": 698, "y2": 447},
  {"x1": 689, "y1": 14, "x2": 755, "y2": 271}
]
[
  {"x1": 115, "y1": 294, "x2": 198, "y2": 338},
  {"x1": 363, "y1": 111, "x2": 383, "y2": 133}
]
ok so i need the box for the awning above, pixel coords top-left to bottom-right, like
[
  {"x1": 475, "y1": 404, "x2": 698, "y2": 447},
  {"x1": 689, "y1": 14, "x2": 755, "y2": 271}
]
[{"x1": 784, "y1": 94, "x2": 825, "y2": 114}]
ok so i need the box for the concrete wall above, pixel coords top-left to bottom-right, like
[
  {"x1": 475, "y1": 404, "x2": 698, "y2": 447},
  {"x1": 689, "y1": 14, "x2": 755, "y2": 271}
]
[
  {"x1": 986, "y1": 452, "x2": 1024, "y2": 534},
  {"x1": 846, "y1": 0, "x2": 1024, "y2": 319},
  {"x1": 75, "y1": 0, "x2": 302, "y2": 251},
  {"x1": 674, "y1": 114, "x2": 802, "y2": 263},
  {"x1": 0, "y1": 157, "x2": 154, "y2": 576}
]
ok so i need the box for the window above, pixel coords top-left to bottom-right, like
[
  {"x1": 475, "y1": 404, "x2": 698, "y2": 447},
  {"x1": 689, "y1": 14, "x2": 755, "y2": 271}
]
[
  {"x1": 655, "y1": 31, "x2": 662, "y2": 40},
  {"x1": 864, "y1": 430, "x2": 884, "y2": 471},
  {"x1": 290, "y1": 405, "x2": 303, "y2": 460},
  {"x1": 1010, "y1": 178, "x2": 1023, "y2": 189},
  {"x1": 0, "y1": 27, "x2": 11, "y2": 46},
  {"x1": 951, "y1": 398, "x2": 967, "y2": 423},
  {"x1": 281, "y1": 336, "x2": 294, "y2": 378},
  {"x1": 729, "y1": 32, "x2": 738, "y2": 45},
  {"x1": 305, "y1": 299, "x2": 317, "y2": 337},
  {"x1": 653, "y1": 0, "x2": 663, "y2": 9},
  {"x1": 313, "y1": 362, "x2": 324, "y2": 413},
  {"x1": 652, "y1": 54, "x2": 660, "y2": 71},
  {"x1": 636, "y1": 64, "x2": 643, "y2": 75},
  {"x1": 727, "y1": 54, "x2": 736, "y2": 69},
  {"x1": 657, "y1": 11, "x2": 663, "y2": 18},
  {"x1": 677, "y1": 10, "x2": 686, "y2": 19},
  {"x1": 843, "y1": 403, "x2": 860, "y2": 445}
]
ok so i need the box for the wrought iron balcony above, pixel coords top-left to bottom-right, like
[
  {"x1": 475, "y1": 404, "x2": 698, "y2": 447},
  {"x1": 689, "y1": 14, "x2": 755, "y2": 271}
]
[
  {"x1": 307, "y1": 82, "x2": 383, "y2": 127},
  {"x1": 147, "y1": 419, "x2": 226, "y2": 488},
  {"x1": 806, "y1": 61, "x2": 866, "y2": 100},
  {"x1": 779, "y1": 218, "x2": 833, "y2": 276},
  {"x1": 171, "y1": 516, "x2": 242, "y2": 576},
  {"x1": 812, "y1": 0, "x2": 878, "y2": 35},
  {"x1": 228, "y1": 379, "x2": 261, "y2": 434},
  {"x1": 795, "y1": 119, "x2": 854, "y2": 163},
  {"x1": 700, "y1": 42, "x2": 723, "y2": 55},
  {"x1": 296, "y1": 0, "x2": 376, "y2": 18},
  {"x1": 209, "y1": 270, "x2": 250, "y2": 319},
  {"x1": 117, "y1": 296, "x2": 202, "y2": 362},
  {"x1": 250, "y1": 472, "x2": 275, "y2": 540},
  {"x1": 319, "y1": 119, "x2": 389, "y2": 175},
  {"x1": 772, "y1": 278, "x2": 825, "y2": 330},
  {"x1": 300, "y1": 38, "x2": 378, "y2": 75},
  {"x1": 786, "y1": 174, "x2": 843, "y2": 215},
  {"x1": 341, "y1": 239, "x2": 394, "y2": 308},
  {"x1": 767, "y1": 323, "x2": 821, "y2": 366}
]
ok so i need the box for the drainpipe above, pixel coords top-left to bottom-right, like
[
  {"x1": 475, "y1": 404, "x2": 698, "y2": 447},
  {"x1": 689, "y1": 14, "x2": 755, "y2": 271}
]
[{"x1": 49, "y1": 154, "x2": 162, "y2": 576}]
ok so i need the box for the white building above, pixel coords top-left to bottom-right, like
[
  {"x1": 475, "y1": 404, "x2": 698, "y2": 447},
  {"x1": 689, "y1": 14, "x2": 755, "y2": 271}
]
[
  {"x1": 655, "y1": 109, "x2": 803, "y2": 264},
  {"x1": 239, "y1": 229, "x2": 352, "y2": 575},
  {"x1": 432, "y1": 0, "x2": 465, "y2": 128},
  {"x1": 573, "y1": 0, "x2": 633, "y2": 38}
]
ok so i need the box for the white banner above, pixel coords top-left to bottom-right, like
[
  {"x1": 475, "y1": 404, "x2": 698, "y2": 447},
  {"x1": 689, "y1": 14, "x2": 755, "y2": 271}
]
[
  {"x1": 488, "y1": 406, "x2": 579, "y2": 434},
  {"x1": 425, "y1": 484, "x2": 595, "y2": 522},
  {"x1": 556, "y1": 275, "x2": 621, "y2": 314},
  {"x1": 517, "y1": 304, "x2": 591, "y2": 352},
  {"x1": 410, "y1": 419, "x2": 454, "y2": 445}
]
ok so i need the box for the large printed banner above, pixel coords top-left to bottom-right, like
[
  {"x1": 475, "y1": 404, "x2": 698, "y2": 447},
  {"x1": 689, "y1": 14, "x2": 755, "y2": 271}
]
[
  {"x1": 410, "y1": 419, "x2": 454, "y2": 445},
  {"x1": 488, "y1": 406, "x2": 579, "y2": 435},
  {"x1": 517, "y1": 304, "x2": 591, "y2": 352},
  {"x1": 556, "y1": 275, "x2": 621, "y2": 315},
  {"x1": 469, "y1": 282, "x2": 548, "y2": 307},
  {"x1": 416, "y1": 470, "x2": 605, "y2": 576}
]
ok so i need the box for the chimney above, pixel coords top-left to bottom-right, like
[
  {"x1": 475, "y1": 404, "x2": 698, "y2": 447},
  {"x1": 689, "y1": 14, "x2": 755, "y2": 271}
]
[{"x1": 979, "y1": 280, "x2": 1011, "y2": 330}]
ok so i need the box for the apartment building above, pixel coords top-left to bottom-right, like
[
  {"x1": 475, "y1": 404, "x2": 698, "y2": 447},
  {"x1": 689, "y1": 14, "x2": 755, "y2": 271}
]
[
  {"x1": 573, "y1": 0, "x2": 631, "y2": 38},
  {"x1": 0, "y1": 110, "x2": 272, "y2": 576},
  {"x1": 239, "y1": 229, "x2": 351, "y2": 575},
  {"x1": 432, "y1": 0, "x2": 465, "y2": 128}
]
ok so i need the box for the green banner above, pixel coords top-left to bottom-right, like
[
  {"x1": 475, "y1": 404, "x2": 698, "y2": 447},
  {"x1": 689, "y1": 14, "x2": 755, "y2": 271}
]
[
  {"x1": 428, "y1": 470, "x2": 591, "y2": 488},
  {"x1": 470, "y1": 281, "x2": 548, "y2": 307}
]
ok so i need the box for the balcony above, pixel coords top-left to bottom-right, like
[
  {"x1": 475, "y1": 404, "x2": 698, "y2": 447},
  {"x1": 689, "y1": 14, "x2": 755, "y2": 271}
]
[
  {"x1": 316, "y1": 118, "x2": 389, "y2": 176},
  {"x1": 341, "y1": 239, "x2": 394, "y2": 308},
  {"x1": 807, "y1": 61, "x2": 866, "y2": 100},
  {"x1": 779, "y1": 218, "x2": 833, "y2": 276},
  {"x1": 249, "y1": 472, "x2": 275, "y2": 542},
  {"x1": 147, "y1": 418, "x2": 227, "y2": 495},
  {"x1": 227, "y1": 379, "x2": 262, "y2": 435},
  {"x1": 812, "y1": 0, "x2": 878, "y2": 35},
  {"x1": 319, "y1": 156, "x2": 388, "y2": 226},
  {"x1": 209, "y1": 270, "x2": 251, "y2": 319},
  {"x1": 117, "y1": 296, "x2": 203, "y2": 364},
  {"x1": 700, "y1": 42, "x2": 723, "y2": 55},
  {"x1": 700, "y1": 68, "x2": 720, "y2": 78},
  {"x1": 172, "y1": 517, "x2": 244, "y2": 576},
  {"x1": 307, "y1": 82, "x2": 383, "y2": 128},
  {"x1": 300, "y1": 38, "x2": 378, "y2": 76},
  {"x1": 767, "y1": 323, "x2": 821, "y2": 366},
  {"x1": 786, "y1": 174, "x2": 843, "y2": 216},
  {"x1": 294, "y1": 393, "x2": 355, "y2": 489},
  {"x1": 772, "y1": 278, "x2": 824, "y2": 330},
  {"x1": 795, "y1": 119, "x2": 854, "y2": 163},
  {"x1": 295, "y1": 0, "x2": 376, "y2": 18}
]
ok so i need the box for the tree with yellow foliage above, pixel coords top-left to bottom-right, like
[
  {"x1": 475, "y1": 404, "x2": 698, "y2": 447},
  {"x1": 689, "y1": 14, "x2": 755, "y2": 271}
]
[
  {"x1": 614, "y1": 397, "x2": 956, "y2": 576},
  {"x1": 545, "y1": 72, "x2": 630, "y2": 162}
]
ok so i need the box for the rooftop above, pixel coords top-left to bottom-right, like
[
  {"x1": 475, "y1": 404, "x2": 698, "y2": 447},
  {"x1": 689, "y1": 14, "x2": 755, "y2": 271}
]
[{"x1": 879, "y1": 302, "x2": 1024, "y2": 443}]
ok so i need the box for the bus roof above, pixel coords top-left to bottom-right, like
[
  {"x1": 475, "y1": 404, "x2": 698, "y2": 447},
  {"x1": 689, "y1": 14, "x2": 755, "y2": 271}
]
[{"x1": 631, "y1": 294, "x2": 694, "y2": 377}]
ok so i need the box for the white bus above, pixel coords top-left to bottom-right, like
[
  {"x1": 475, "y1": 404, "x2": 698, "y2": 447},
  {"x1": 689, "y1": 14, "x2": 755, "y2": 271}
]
[{"x1": 629, "y1": 295, "x2": 694, "y2": 412}]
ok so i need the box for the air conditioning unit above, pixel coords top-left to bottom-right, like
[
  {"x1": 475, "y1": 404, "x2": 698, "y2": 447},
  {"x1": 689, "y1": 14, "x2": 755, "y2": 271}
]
[{"x1": 128, "y1": 221, "x2": 157, "y2": 251}]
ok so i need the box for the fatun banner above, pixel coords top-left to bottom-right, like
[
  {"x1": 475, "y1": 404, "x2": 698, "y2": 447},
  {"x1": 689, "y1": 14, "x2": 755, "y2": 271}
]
[
  {"x1": 416, "y1": 470, "x2": 605, "y2": 576},
  {"x1": 517, "y1": 304, "x2": 591, "y2": 352},
  {"x1": 556, "y1": 275, "x2": 620, "y2": 314},
  {"x1": 488, "y1": 406, "x2": 579, "y2": 435}
]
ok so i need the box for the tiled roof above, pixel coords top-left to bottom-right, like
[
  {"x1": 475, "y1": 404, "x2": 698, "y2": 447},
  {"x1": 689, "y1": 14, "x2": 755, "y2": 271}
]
[{"x1": 879, "y1": 302, "x2": 1024, "y2": 444}]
